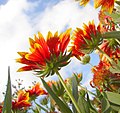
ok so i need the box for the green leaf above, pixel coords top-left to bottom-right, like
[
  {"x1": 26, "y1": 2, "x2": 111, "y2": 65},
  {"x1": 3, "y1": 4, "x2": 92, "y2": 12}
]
[
  {"x1": 78, "y1": 95, "x2": 90, "y2": 113},
  {"x1": 101, "y1": 97, "x2": 110, "y2": 113},
  {"x1": 118, "y1": 109, "x2": 120, "y2": 113},
  {"x1": 86, "y1": 93, "x2": 98, "y2": 113},
  {"x1": 72, "y1": 76, "x2": 78, "y2": 113},
  {"x1": 41, "y1": 78, "x2": 72, "y2": 113},
  {"x1": 110, "y1": 103, "x2": 120, "y2": 112},
  {"x1": 2, "y1": 66, "x2": 12, "y2": 113},
  {"x1": 96, "y1": 88, "x2": 103, "y2": 102},
  {"x1": 51, "y1": 81, "x2": 64, "y2": 96},
  {"x1": 106, "y1": 92, "x2": 120, "y2": 105},
  {"x1": 102, "y1": 31, "x2": 120, "y2": 39}
]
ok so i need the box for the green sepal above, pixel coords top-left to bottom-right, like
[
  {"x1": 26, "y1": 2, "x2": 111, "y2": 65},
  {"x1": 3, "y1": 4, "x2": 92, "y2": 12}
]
[
  {"x1": 57, "y1": 52, "x2": 71, "y2": 64},
  {"x1": 73, "y1": 73, "x2": 82, "y2": 84},
  {"x1": 51, "y1": 81, "x2": 65, "y2": 97}
]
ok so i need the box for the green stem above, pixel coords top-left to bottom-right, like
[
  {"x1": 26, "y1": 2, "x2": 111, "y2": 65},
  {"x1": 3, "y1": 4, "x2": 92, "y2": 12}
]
[
  {"x1": 96, "y1": 47, "x2": 120, "y2": 69},
  {"x1": 78, "y1": 85, "x2": 96, "y2": 96},
  {"x1": 34, "y1": 100, "x2": 48, "y2": 112},
  {"x1": 88, "y1": 62, "x2": 97, "y2": 71},
  {"x1": 55, "y1": 70, "x2": 81, "y2": 113},
  {"x1": 102, "y1": 31, "x2": 120, "y2": 39}
]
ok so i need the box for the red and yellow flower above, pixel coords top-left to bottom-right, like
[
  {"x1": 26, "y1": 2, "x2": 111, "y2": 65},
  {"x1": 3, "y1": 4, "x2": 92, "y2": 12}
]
[
  {"x1": 26, "y1": 83, "x2": 47, "y2": 97},
  {"x1": 91, "y1": 60, "x2": 120, "y2": 91},
  {"x1": 16, "y1": 29, "x2": 71, "y2": 77},
  {"x1": 91, "y1": 61, "x2": 111, "y2": 89},
  {"x1": 71, "y1": 21, "x2": 102, "y2": 59},
  {"x1": 98, "y1": 11, "x2": 115, "y2": 33},
  {"x1": 94, "y1": 0, "x2": 115, "y2": 13},
  {"x1": 12, "y1": 90, "x2": 31, "y2": 110},
  {"x1": 99, "y1": 39, "x2": 120, "y2": 62}
]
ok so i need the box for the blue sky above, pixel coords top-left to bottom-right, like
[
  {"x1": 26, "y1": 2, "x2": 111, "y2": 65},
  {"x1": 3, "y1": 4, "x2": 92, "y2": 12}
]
[{"x1": 0, "y1": 0, "x2": 100, "y2": 101}]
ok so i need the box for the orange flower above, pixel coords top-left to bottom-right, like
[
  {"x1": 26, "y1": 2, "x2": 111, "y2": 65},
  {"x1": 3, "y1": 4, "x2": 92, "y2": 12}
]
[
  {"x1": 99, "y1": 40, "x2": 120, "y2": 62},
  {"x1": 16, "y1": 29, "x2": 71, "y2": 77},
  {"x1": 12, "y1": 90, "x2": 31, "y2": 110},
  {"x1": 71, "y1": 21, "x2": 102, "y2": 59},
  {"x1": 98, "y1": 11, "x2": 115, "y2": 32},
  {"x1": 94, "y1": 0, "x2": 115, "y2": 13},
  {"x1": 47, "y1": 80, "x2": 56, "y2": 87},
  {"x1": 26, "y1": 83, "x2": 47, "y2": 97},
  {"x1": 91, "y1": 61, "x2": 111, "y2": 89}
]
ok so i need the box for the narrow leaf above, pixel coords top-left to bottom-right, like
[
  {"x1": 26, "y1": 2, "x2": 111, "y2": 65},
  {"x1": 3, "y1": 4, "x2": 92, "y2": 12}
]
[
  {"x1": 41, "y1": 78, "x2": 72, "y2": 113},
  {"x1": 72, "y1": 76, "x2": 78, "y2": 113},
  {"x1": 101, "y1": 97, "x2": 110, "y2": 113},
  {"x1": 86, "y1": 93, "x2": 98, "y2": 113},
  {"x1": 110, "y1": 103, "x2": 120, "y2": 112},
  {"x1": 78, "y1": 95, "x2": 90, "y2": 113},
  {"x1": 2, "y1": 66, "x2": 12, "y2": 113}
]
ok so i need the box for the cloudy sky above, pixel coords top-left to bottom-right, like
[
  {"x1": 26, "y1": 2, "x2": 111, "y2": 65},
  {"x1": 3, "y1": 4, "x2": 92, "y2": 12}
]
[{"x1": 0, "y1": 0, "x2": 100, "y2": 101}]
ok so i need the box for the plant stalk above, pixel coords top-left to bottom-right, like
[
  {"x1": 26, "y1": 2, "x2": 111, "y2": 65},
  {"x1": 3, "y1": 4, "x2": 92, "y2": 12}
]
[{"x1": 55, "y1": 70, "x2": 81, "y2": 113}]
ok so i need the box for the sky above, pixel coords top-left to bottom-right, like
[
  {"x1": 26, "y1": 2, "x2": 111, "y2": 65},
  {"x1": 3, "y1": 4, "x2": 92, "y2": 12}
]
[{"x1": 0, "y1": 0, "x2": 100, "y2": 101}]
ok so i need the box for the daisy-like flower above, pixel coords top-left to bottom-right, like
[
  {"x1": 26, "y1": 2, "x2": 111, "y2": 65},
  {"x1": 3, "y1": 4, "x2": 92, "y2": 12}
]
[
  {"x1": 99, "y1": 39, "x2": 120, "y2": 62},
  {"x1": 26, "y1": 83, "x2": 47, "y2": 98},
  {"x1": 16, "y1": 29, "x2": 71, "y2": 77},
  {"x1": 91, "y1": 61, "x2": 120, "y2": 91},
  {"x1": 71, "y1": 21, "x2": 102, "y2": 59},
  {"x1": 98, "y1": 11, "x2": 115, "y2": 32},
  {"x1": 12, "y1": 90, "x2": 31, "y2": 110},
  {"x1": 94, "y1": 0, "x2": 115, "y2": 13},
  {"x1": 91, "y1": 61, "x2": 111, "y2": 89}
]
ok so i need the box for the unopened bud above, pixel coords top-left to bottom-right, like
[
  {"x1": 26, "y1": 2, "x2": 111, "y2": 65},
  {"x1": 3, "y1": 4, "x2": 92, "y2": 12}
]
[{"x1": 80, "y1": 54, "x2": 90, "y2": 65}]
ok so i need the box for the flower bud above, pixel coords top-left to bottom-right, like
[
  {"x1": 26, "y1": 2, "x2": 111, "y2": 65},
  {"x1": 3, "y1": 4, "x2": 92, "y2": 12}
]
[{"x1": 80, "y1": 54, "x2": 90, "y2": 65}]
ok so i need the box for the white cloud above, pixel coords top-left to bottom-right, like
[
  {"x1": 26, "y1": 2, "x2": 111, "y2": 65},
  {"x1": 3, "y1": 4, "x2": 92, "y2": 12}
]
[
  {"x1": 0, "y1": 0, "x2": 99, "y2": 101},
  {"x1": 34, "y1": 0, "x2": 99, "y2": 35},
  {"x1": 0, "y1": 0, "x2": 40, "y2": 101}
]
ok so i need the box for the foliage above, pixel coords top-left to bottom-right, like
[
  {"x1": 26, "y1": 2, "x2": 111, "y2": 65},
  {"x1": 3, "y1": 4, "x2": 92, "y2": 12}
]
[{"x1": 1, "y1": 0, "x2": 120, "y2": 113}]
